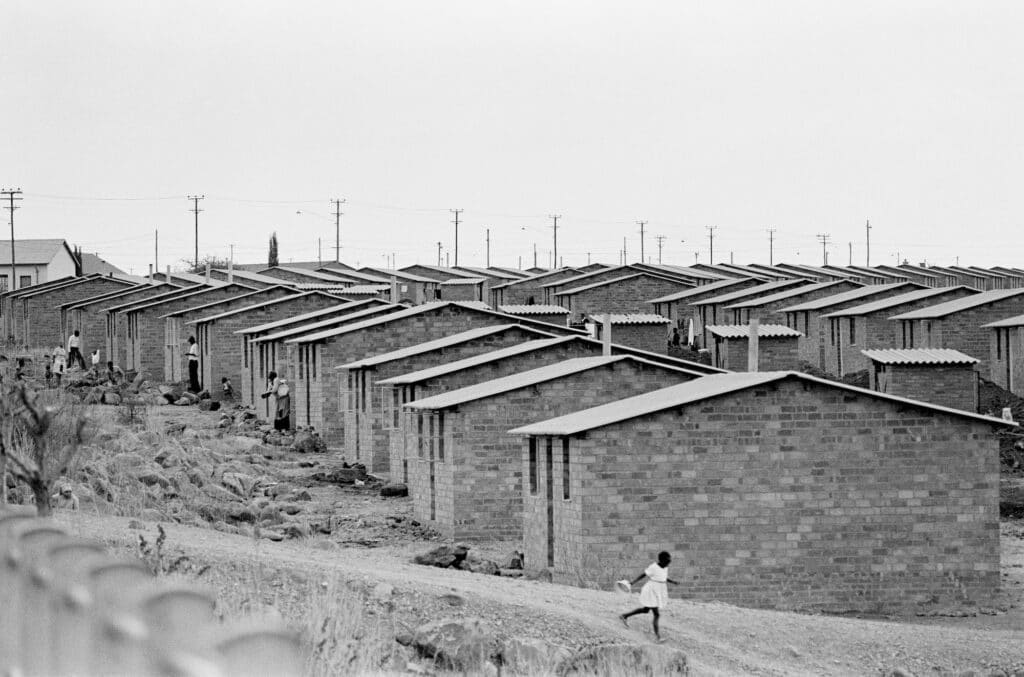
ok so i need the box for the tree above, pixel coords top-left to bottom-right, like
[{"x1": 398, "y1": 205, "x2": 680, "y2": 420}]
[
  {"x1": 268, "y1": 232, "x2": 279, "y2": 267},
  {"x1": 1, "y1": 385, "x2": 90, "y2": 517},
  {"x1": 180, "y1": 255, "x2": 232, "y2": 276}
]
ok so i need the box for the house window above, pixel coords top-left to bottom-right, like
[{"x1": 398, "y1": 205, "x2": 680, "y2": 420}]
[
  {"x1": 528, "y1": 438, "x2": 538, "y2": 495},
  {"x1": 0, "y1": 275, "x2": 7, "y2": 291},
  {"x1": 19, "y1": 275, "x2": 30, "y2": 288},
  {"x1": 849, "y1": 318, "x2": 856, "y2": 345},
  {"x1": 830, "y1": 318, "x2": 836, "y2": 346},
  {"x1": 562, "y1": 438, "x2": 570, "y2": 500},
  {"x1": 242, "y1": 338, "x2": 248, "y2": 368},
  {"x1": 438, "y1": 412, "x2": 445, "y2": 462},
  {"x1": 311, "y1": 345, "x2": 317, "y2": 378},
  {"x1": 997, "y1": 329, "x2": 1003, "y2": 360},
  {"x1": 804, "y1": 312, "x2": 810, "y2": 335},
  {"x1": 417, "y1": 414, "x2": 424, "y2": 458}
]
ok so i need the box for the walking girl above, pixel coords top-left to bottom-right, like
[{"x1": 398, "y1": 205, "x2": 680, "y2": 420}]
[{"x1": 618, "y1": 551, "x2": 679, "y2": 642}]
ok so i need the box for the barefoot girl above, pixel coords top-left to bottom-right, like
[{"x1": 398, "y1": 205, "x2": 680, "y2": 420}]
[{"x1": 618, "y1": 551, "x2": 679, "y2": 642}]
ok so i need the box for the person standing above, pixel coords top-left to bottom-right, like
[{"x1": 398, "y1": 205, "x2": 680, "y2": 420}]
[
  {"x1": 90, "y1": 349, "x2": 101, "y2": 374},
  {"x1": 52, "y1": 346, "x2": 67, "y2": 387},
  {"x1": 67, "y1": 330, "x2": 86, "y2": 370},
  {"x1": 618, "y1": 551, "x2": 680, "y2": 642},
  {"x1": 261, "y1": 370, "x2": 290, "y2": 430},
  {"x1": 186, "y1": 335, "x2": 200, "y2": 393}
]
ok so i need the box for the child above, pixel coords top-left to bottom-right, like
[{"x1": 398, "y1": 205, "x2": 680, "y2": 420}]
[
  {"x1": 618, "y1": 551, "x2": 679, "y2": 642},
  {"x1": 221, "y1": 376, "x2": 234, "y2": 400},
  {"x1": 44, "y1": 354, "x2": 53, "y2": 387},
  {"x1": 52, "y1": 346, "x2": 67, "y2": 387}
]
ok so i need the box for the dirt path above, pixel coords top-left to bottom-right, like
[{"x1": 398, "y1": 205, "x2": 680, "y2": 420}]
[{"x1": 58, "y1": 512, "x2": 1024, "y2": 676}]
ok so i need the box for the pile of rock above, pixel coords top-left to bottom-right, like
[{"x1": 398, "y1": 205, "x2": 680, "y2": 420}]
[{"x1": 413, "y1": 545, "x2": 524, "y2": 578}]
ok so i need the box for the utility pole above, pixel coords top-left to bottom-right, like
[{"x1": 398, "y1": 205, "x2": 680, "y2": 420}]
[
  {"x1": 865, "y1": 219, "x2": 871, "y2": 267},
  {"x1": 587, "y1": 252, "x2": 591, "y2": 265},
  {"x1": 654, "y1": 235, "x2": 666, "y2": 265},
  {"x1": 816, "y1": 233, "x2": 831, "y2": 266},
  {"x1": 694, "y1": 251, "x2": 699, "y2": 264},
  {"x1": 623, "y1": 237, "x2": 627, "y2": 264},
  {"x1": 450, "y1": 209, "x2": 463, "y2": 266},
  {"x1": 767, "y1": 228, "x2": 776, "y2": 266},
  {"x1": 637, "y1": 220, "x2": 647, "y2": 262},
  {"x1": 485, "y1": 228, "x2": 490, "y2": 267},
  {"x1": 187, "y1": 195, "x2": 204, "y2": 269},
  {"x1": 331, "y1": 198, "x2": 345, "y2": 263},
  {"x1": 848, "y1": 241, "x2": 852, "y2": 266},
  {"x1": 437, "y1": 242, "x2": 443, "y2": 266},
  {"x1": 317, "y1": 239, "x2": 321, "y2": 266},
  {"x1": 154, "y1": 230, "x2": 159, "y2": 279},
  {"x1": 706, "y1": 226, "x2": 717, "y2": 264},
  {"x1": 1, "y1": 188, "x2": 23, "y2": 291},
  {"x1": 549, "y1": 215, "x2": 560, "y2": 267},
  {"x1": 533, "y1": 243, "x2": 537, "y2": 269}
]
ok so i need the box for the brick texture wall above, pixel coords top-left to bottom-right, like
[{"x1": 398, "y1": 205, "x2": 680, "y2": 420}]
[
  {"x1": 20, "y1": 278, "x2": 134, "y2": 349},
  {"x1": 439, "y1": 284, "x2": 483, "y2": 302},
  {"x1": 560, "y1": 276, "x2": 691, "y2": 322},
  {"x1": 595, "y1": 323, "x2": 668, "y2": 354},
  {"x1": 342, "y1": 325, "x2": 554, "y2": 473},
  {"x1": 408, "y1": 358, "x2": 697, "y2": 540},
  {"x1": 727, "y1": 281, "x2": 862, "y2": 325},
  {"x1": 989, "y1": 326, "x2": 1024, "y2": 397},
  {"x1": 542, "y1": 268, "x2": 641, "y2": 305},
  {"x1": 869, "y1": 363, "x2": 978, "y2": 411},
  {"x1": 652, "y1": 278, "x2": 762, "y2": 331},
  {"x1": 712, "y1": 336, "x2": 801, "y2": 371},
  {"x1": 491, "y1": 269, "x2": 582, "y2": 306},
  {"x1": 523, "y1": 378, "x2": 1000, "y2": 613},
  {"x1": 501, "y1": 312, "x2": 568, "y2": 327},
  {"x1": 66, "y1": 285, "x2": 174, "y2": 363}
]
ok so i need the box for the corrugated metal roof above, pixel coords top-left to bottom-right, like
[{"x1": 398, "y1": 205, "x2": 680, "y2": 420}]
[
  {"x1": 405, "y1": 356, "x2": 695, "y2": 411},
  {"x1": 587, "y1": 313, "x2": 671, "y2": 325},
  {"x1": 540, "y1": 266, "x2": 631, "y2": 289},
  {"x1": 358, "y1": 267, "x2": 439, "y2": 283},
  {"x1": 706, "y1": 324, "x2": 802, "y2": 338},
  {"x1": 236, "y1": 299, "x2": 380, "y2": 334},
  {"x1": 17, "y1": 275, "x2": 137, "y2": 300},
  {"x1": 647, "y1": 277, "x2": 757, "y2": 304},
  {"x1": 213, "y1": 269, "x2": 291, "y2": 285},
  {"x1": 377, "y1": 337, "x2": 579, "y2": 385},
  {"x1": 499, "y1": 304, "x2": 570, "y2": 315},
  {"x1": 725, "y1": 280, "x2": 858, "y2": 309},
  {"x1": 158, "y1": 286, "x2": 286, "y2": 318},
  {"x1": 983, "y1": 314, "x2": 1024, "y2": 329},
  {"x1": 453, "y1": 266, "x2": 521, "y2": 280},
  {"x1": 252, "y1": 304, "x2": 404, "y2": 343},
  {"x1": 822, "y1": 286, "x2": 977, "y2": 318},
  {"x1": 118, "y1": 283, "x2": 258, "y2": 314},
  {"x1": 187, "y1": 291, "x2": 343, "y2": 325},
  {"x1": 439, "y1": 277, "x2": 486, "y2": 286},
  {"x1": 889, "y1": 288, "x2": 1024, "y2": 320},
  {"x1": 777, "y1": 283, "x2": 919, "y2": 313},
  {"x1": 260, "y1": 266, "x2": 356, "y2": 283},
  {"x1": 491, "y1": 267, "x2": 582, "y2": 290},
  {"x1": 553, "y1": 274, "x2": 642, "y2": 296},
  {"x1": 332, "y1": 284, "x2": 389, "y2": 294},
  {"x1": 322, "y1": 269, "x2": 390, "y2": 284},
  {"x1": 508, "y1": 371, "x2": 1015, "y2": 436},
  {"x1": 775, "y1": 263, "x2": 857, "y2": 279},
  {"x1": 100, "y1": 285, "x2": 206, "y2": 314},
  {"x1": 338, "y1": 324, "x2": 556, "y2": 369},
  {"x1": 860, "y1": 348, "x2": 979, "y2": 365},
  {"x1": 689, "y1": 279, "x2": 812, "y2": 306},
  {"x1": 62, "y1": 283, "x2": 179, "y2": 310},
  {"x1": 0, "y1": 239, "x2": 69, "y2": 265}
]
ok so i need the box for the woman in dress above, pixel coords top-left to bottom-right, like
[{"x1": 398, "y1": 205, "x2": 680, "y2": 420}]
[{"x1": 618, "y1": 551, "x2": 679, "y2": 642}]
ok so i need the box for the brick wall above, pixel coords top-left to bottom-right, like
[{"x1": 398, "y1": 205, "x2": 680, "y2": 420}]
[
  {"x1": 491, "y1": 269, "x2": 582, "y2": 306},
  {"x1": 439, "y1": 284, "x2": 483, "y2": 302},
  {"x1": 989, "y1": 326, "x2": 1024, "y2": 397},
  {"x1": 560, "y1": 276, "x2": 691, "y2": 322},
  {"x1": 595, "y1": 323, "x2": 668, "y2": 354},
  {"x1": 409, "y1": 358, "x2": 697, "y2": 540},
  {"x1": 524, "y1": 378, "x2": 1000, "y2": 613},
  {"x1": 20, "y1": 278, "x2": 134, "y2": 349},
  {"x1": 653, "y1": 278, "x2": 762, "y2": 332},
  {"x1": 869, "y1": 363, "x2": 978, "y2": 411},
  {"x1": 543, "y1": 268, "x2": 639, "y2": 305},
  {"x1": 728, "y1": 281, "x2": 861, "y2": 325},
  {"x1": 501, "y1": 312, "x2": 568, "y2": 327},
  {"x1": 67, "y1": 285, "x2": 173, "y2": 363},
  {"x1": 712, "y1": 336, "x2": 800, "y2": 371}
]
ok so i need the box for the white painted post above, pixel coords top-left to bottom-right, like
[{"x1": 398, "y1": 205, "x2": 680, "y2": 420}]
[
  {"x1": 602, "y1": 314, "x2": 612, "y2": 357},
  {"x1": 390, "y1": 276, "x2": 398, "y2": 303},
  {"x1": 205, "y1": 263, "x2": 211, "y2": 285},
  {"x1": 228, "y1": 259, "x2": 234, "y2": 284},
  {"x1": 149, "y1": 264, "x2": 154, "y2": 284},
  {"x1": 748, "y1": 317, "x2": 760, "y2": 372}
]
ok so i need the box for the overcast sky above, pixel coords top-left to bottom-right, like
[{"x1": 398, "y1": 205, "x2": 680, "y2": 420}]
[{"x1": 2, "y1": 1, "x2": 1021, "y2": 273}]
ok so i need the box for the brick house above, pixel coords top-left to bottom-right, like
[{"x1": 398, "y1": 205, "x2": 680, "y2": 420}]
[
  {"x1": 358, "y1": 268, "x2": 440, "y2": 304},
  {"x1": 253, "y1": 266, "x2": 353, "y2": 285},
  {"x1": 722, "y1": 280, "x2": 862, "y2": 325},
  {"x1": 62, "y1": 283, "x2": 181, "y2": 362},
  {"x1": 2, "y1": 275, "x2": 76, "y2": 340},
  {"x1": 208, "y1": 269, "x2": 290, "y2": 289},
  {"x1": 984, "y1": 266, "x2": 1024, "y2": 288},
  {"x1": 649, "y1": 277, "x2": 762, "y2": 334},
  {"x1": 339, "y1": 324, "x2": 560, "y2": 471},
  {"x1": 59, "y1": 283, "x2": 148, "y2": 348},
  {"x1": 510, "y1": 371, "x2": 1009, "y2": 613},
  {"x1": 875, "y1": 265, "x2": 941, "y2": 288},
  {"x1": 497, "y1": 305, "x2": 570, "y2": 327},
  {"x1": 554, "y1": 274, "x2": 693, "y2": 323},
  {"x1": 539, "y1": 265, "x2": 685, "y2": 305},
  {"x1": 438, "y1": 277, "x2": 486, "y2": 302},
  {"x1": 236, "y1": 299, "x2": 392, "y2": 408},
  {"x1": 985, "y1": 314, "x2": 1024, "y2": 397},
  {"x1": 689, "y1": 279, "x2": 812, "y2": 350},
  {"x1": 15, "y1": 275, "x2": 136, "y2": 349},
  {"x1": 398, "y1": 264, "x2": 478, "y2": 282},
  {"x1": 189, "y1": 291, "x2": 347, "y2": 397},
  {"x1": 379, "y1": 335, "x2": 724, "y2": 484},
  {"x1": 821, "y1": 286, "x2": 978, "y2": 377},
  {"x1": 587, "y1": 314, "x2": 671, "y2": 354},
  {"x1": 246, "y1": 303, "x2": 405, "y2": 420},
  {"x1": 161, "y1": 286, "x2": 298, "y2": 382},
  {"x1": 404, "y1": 356, "x2": 703, "y2": 540},
  {"x1": 489, "y1": 268, "x2": 582, "y2": 307},
  {"x1": 838, "y1": 266, "x2": 910, "y2": 286},
  {"x1": 773, "y1": 263, "x2": 858, "y2": 283},
  {"x1": 706, "y1": 324, "x2": 802, "y2": 371},
  {"x1": 122, "y1": 283, "x2": 257, "y2": 378},
  {"x1": 923, "y1": 265, "x2": 987, "y2": 290},
  {"x1": 863, "y1": 348, "x2": 980, "y2": 412},
  {"x1": 779, "y1": 282, "x2": 922, "y2": 370},
  {"x1": 102, "y1": 285, "x2": 207, "y2": 371},
  {"x1": 888, "y1": 289, "x2": 1024, "y2": 377},
  {"x1": 285, "y1": 303, "x2": 586, "y2": 448}
]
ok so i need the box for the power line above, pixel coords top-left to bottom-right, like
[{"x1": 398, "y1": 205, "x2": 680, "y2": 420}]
[
  {"x1": 637, "y1": 220, "x2": 647, "y2": 262},
  {"x1": 2, "y1": 188, "x2": 23, "y2": 292},
  {"x1": 450, "y1": 209, "x2": 463, "y2": 266},
  {"x1": 767, "y1": 228, "x2": 776, "y2": 266},
  {"x1": 550, "y1": 215, "x2": 561, "y2": 268},
  {"x1": 706, "y1": 226, "x2": 717, "y2": 264},
  {"x1": 654, "y1": 235, "x2": 666, "y2": 264},
  {"x1": 187, "y1": 195, "x2": 204, "y2": 268},
  {"x1": 331, "y1": 198, "x2": 345, "y2": 263}
]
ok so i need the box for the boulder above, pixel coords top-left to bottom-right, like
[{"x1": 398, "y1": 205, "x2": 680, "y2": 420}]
[
  {"x1": 164, "y1": 421, "x2": 187, "y2": 435},
  {"x1": 408, "y1": 618, "x2": 499, "y2": 671},
  {"x1": 226, "y1": 504, "x2": 257, "y2": 524},
  {"x1": 467, "y1": 559, "x2": 500, "y2": 576},
  {"x1": 380, "y1": 483, "x2": 408, "y2": 498},
  {"x1": 102, "y1": 391, "x2": 122, "y2": 406},
  {"x1": 136, "y1": 470, "x2": 170, "y2": 489},
  {"x1": 557, "y1": 644, "x2": 688, "y2": 676},
  {"x1": 128, "y1": 372, "x2": 147, "y2": 393},
  {"x1": 501, "y1": 638, "x2": 572, "y2": 675},
  {"x1": 202, "y1": 484, "x2": 240, "y2": 502},
  {"x1": 414, "y1": 544, "x2": 469, "y2": 569},
  {"x1": 289, "y1": 430, "x2": 318, "y2": 454},
  {"x1": 283, "y1": 522, "x2": 310, "y2": 539},
  {"x1": 371, "y1": 582, "x2": 394, "y2": 600}
]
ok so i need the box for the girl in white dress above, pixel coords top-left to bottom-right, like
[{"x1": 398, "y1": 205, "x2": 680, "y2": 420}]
[{"x1": 619, "y1": 551, "x2": 679, "y2": 642}]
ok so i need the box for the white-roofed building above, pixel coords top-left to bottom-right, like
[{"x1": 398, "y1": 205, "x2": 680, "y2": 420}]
[
  {"x1": 862, "y1": 348, "x2": 980, "y2": 411},
  {"x1": 706, "y1": 324, "x2": 803, "y2": 371}
]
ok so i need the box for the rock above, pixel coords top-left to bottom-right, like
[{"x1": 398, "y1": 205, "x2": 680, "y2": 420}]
[
  {"x1": 501, "y1": 637, "x2": 572, "y2": 675},
  {"x1": 198, "y1": 400, "x2": 213, "y2": 411},
  {"x1": 380, "y1": 483, "x2": 408, "y2": 497},
  {"x1": 197, "y1": 389, "x2": 211, "y2": 400},
  {"x1": 84, "y1": 388, "x2": 104, "y2": 405},
  {"x1": 140, "y1": 508, "x2": 163, "y2": 521},
  {"x1": 261, "y1": 530, "x2": 285, "y2": 541},
  {"x1": 165, "y1": 422, "x2": 186, "y2": 435},
  {"x1": 128, "y1": 519, "x2": 144, "y2": 530},
  {"x1": 136, "y1": 470, "x2": 170, "y2": 489},
  {"x1": 439, "y1": 594, "x2": 465, "y2": 607},
  {"x1": 128, "y1": 372, "x2": 147, "y2": 393},
  {"x1": 202, "y1": 484, "x2": 240, "y2": 502},
  {"x1": 268, "y1": 483, "x2": 297, "y2": 498},
  {"x1": 371, "y1": 582, "x2": 394, "y2": 600},
  {"x1": 312, "y1": 467, "x2": 368, "y2": 485},
  {"x1": 283, "y1": 522, "x2": 310, "y2": 539},
  {"x1": 226, "y1": 504, "x2": 257, "y2": 524},
  {"x1": 173, "y1": 397, "x2": 192, "y2": 406},
  {"x1": 414, "y1": 544, "x2": 470, "y2": 569},
  {"x1": 181, "y1": 391, "x2": 200, "y2": 404},
  {"x1": 468, "y1": 559, "x2": 500, "y2": 576},
  {"x1": 221, "y1": 472, "x2": 255, "y2": 497},
  {"x1": 102, "y1": 391, "x2": 122, "y2": 406},
  {"x1": 279, "y1": 503, "x2": 303, "y2": 515},
  {"x1": 498, "y1": 569, "x2": 524, "y2": 578},
  {"x1": 409, "y1": 618, "x2": 499, "y2": 672},
  {"x1": 208, "y1": 401, "x2": 220, "y2": 411},
  {"x1": 558, "y1": 644, "x2": 688, "y2": 676},
  {"x1": 507, "y1": 550, "x2": 525, "y2": 570},
  {"x1": 289, "y1": 430, "x2": 318, "y2": 453},
  {"x1": 258, "y1": 505, "x2": 282, "y2": 523},
  {"x1": 289, "y1": 489, "x2": 312, "y2": 502}
]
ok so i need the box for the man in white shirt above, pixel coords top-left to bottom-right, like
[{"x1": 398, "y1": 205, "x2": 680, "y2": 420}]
[
  {"x1": 187, "y1": 335, "x2": 201, "y2": 392},
  {"x1": 67, "y1": 330, "x2": 86, "y2": 370}
]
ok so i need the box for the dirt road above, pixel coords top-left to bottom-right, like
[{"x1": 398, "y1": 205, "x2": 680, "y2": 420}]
[{"x1": 59, "y1": 511, "x2": 1024, "y2": 676}]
